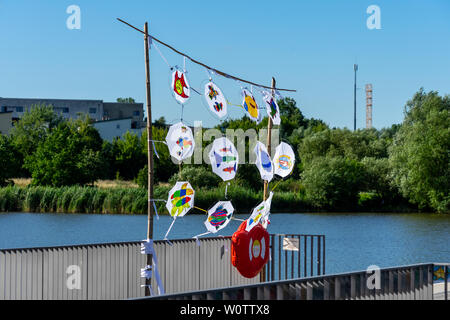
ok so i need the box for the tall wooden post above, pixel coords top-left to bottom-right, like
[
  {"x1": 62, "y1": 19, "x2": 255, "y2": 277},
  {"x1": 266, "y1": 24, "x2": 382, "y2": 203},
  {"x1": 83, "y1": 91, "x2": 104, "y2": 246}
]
[
  {"x1": 263, "y1": 77, "x2": 275, "y2": 201},
  {"x1": 144, "y1": 22, "x2": 155, "y2": 296},
  {"x1": 260, "y1": 77, "x2": 275, "y2": 282}
]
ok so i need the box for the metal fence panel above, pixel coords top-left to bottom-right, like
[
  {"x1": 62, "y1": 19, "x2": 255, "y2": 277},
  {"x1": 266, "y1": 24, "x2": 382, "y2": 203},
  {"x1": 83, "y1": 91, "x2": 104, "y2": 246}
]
[
  {"x1": 146, "y1": 263, "x2": 446, "y2": 300},
  {"x1": 0, "y1": 233, "x2": 325, "y2": 300}
]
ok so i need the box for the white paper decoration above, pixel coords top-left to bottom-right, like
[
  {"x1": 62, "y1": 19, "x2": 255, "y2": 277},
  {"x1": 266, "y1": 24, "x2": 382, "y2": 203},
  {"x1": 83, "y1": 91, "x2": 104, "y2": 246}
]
[
  {"x1": 204, "y1": 201, "x2": 234, "y2": 234},
  {"x1": 171, "y1": 69, "x2": 191, "y2": 104},
  {"x1": 263, "y1": 92, "x2": 281, "y2": 125},
  {"x1": 254, "y1": 141, "x2": 273, "y2": 182},
  {"x1": 241, "y1": 88, "x2": 260, "y2": 123},
  {"x1": 166, "y1": 181, "x2": 195, "y2": 218},
  {"x1": 165, "y1": 122, "x2": 195, "y2": 161},
  {"x1": 273, "y1": 142, "x2": 295, "y2": 178},
  {"x1": 208, "y1": 137, "x2": 239, "y2": 181},
  {"x1": 246, "y1": 192, "x2": 273, "y2": 231},
  {"x1": 204, "y1": 81, "x2": 228, "y2": 118}
]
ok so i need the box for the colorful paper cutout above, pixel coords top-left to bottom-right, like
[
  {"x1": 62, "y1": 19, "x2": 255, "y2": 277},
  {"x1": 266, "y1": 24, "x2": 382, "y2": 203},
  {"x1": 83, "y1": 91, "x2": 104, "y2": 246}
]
[
  {"x1": 166, "y1": 181, "x2": 195, "y2": 217},
  {"x1": 241, "y1": 89, "x2": 260, "y2": 122},
  {"x1": 263, "y1": 92, "x2": 281, "y2": 125},
  {"x1": 254, "y1": 141, "x2": 273, "y2": 182},
  {"x1": 208, "y1": 137, "x2": 239, "y2": 181},
  {"x1": 204, "y1": 201, "x2": 234, "y2": 233},
  {"x1": 273, "y1": 142, "x2": 295, "y2": 178},
  {"x1": 171, "y1": 69, "x2": 191, "y2": 104},
  {"x1": 165, "y1": 122, "x2": 195, "y2": 161},
  {"x1": 204, "y1": 81, "x2": 228, "y2": 118},
  {"x1": 246, "y1": 192, "x2": 273, "y2": 231}
]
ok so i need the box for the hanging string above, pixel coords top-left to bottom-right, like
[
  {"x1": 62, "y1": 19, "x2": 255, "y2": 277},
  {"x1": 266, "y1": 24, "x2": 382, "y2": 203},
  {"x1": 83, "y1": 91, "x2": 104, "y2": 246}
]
[
  {"x1": 190, "y1": 86, "x2": 202, "y2": 95},
  {"x1": 180, "y1": 104, "x2": 184, "y2": 122},
  {"x1": 151, "y1": 41, "x2": 172, "y2": 69},
  {"x1": 227, "y1": 100, "x2": 244, "y2": 109},
  {"x1": 117, "y1": 18, "x2": 296, "y2": 93},
  {"x1": 205, "y1": 68, "x2": 213, "y2": 81},
  {"x1": 164, "y1": 217, "x2": 177, "y2": 241},
  {"x1": 224, "y1": 182, "x2": 230, "y2": 199},
  {"x1": 148, "y1": 199, "x2": 166, "y2": 220},
  {"x1": 152, "y1": 141, "x2": 159, "y2": 159},
  {"x1": 271, "y1": 179, "x2": 282, "y2": 192},
  {"x1": 194, "y1": 206, "x2": 208, "y2": 214}
]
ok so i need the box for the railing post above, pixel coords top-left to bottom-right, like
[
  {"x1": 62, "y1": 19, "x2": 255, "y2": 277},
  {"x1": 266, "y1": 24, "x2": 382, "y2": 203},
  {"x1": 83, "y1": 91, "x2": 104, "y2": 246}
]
[{"x1": 445, "y1": 265, "x2": 448, "y2": 301}]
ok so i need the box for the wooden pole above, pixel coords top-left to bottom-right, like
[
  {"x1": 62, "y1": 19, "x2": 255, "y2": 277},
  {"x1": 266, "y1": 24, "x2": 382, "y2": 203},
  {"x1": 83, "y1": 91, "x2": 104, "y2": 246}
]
[
  {"x1": 263, "y1": 77, "x2": 276, "y2": 201},
  {"x1": 260, "y1": 77, "x2": 275, "y2": 282},
  {"x1": 144, "y1": 22, "x2": 155, "y2": 297}
]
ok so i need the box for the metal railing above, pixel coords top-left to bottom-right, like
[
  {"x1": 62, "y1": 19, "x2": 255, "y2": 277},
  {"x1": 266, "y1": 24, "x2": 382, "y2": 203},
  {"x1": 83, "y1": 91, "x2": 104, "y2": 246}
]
[
  {"x1": 264, "y1": 234, "x2": 325, "y2": 282},
  {"x1": 0, "y1": 233, "x2": 325, "y2": 300},
  {"x1": 143, "y1": 263, "x2": 449, "y2": 300}
]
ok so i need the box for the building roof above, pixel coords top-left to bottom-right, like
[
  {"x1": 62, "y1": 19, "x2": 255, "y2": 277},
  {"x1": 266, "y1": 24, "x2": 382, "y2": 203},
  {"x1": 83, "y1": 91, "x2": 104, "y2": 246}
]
[{"x1": 93, "y1": 117, "x2": 132, "y2": 124}]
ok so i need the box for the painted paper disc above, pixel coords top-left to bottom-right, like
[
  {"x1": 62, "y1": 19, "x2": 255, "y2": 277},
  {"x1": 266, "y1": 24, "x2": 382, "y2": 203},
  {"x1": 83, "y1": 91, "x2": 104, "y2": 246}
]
[
  {"x1": 273, "y1": 142, "x2": 295, "y2": 178},
  {"x1": 204, "y1": 201, "x2": 234, "y2": 233},
  {"x1": 204, "y1": 81, "x2": 228, "y2": 118},
  {"x1": 208, "y1": 137, "x2": 239, "y2": 181},
  {"x1": 254, "y1": 141, "x2": 273, "y2": 182},
  {"x1": 263, "y1": 93, "x2": 281, "y2": 125},
  {"x1": 245, "y1": 192, "x2": 273, "y2": 231},
  {"x1": 241, "y1": 89, "x2": 260, "y2": 123},
  {"x1": 166, "y1": 181, "x2": 195, "y2": 217},
  {"x1": 165, "y1": 122, "x2": 195, "y2": 161},
  {"x1": 171, "y1": 69, "x2": 191, "y2": 105}
]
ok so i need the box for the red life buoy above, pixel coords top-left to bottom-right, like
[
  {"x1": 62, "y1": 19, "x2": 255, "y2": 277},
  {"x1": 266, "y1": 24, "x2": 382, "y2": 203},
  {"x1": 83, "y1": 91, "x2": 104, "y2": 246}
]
[{"x1": 231, "y1": 220, "x2": 270, "y2": 278}]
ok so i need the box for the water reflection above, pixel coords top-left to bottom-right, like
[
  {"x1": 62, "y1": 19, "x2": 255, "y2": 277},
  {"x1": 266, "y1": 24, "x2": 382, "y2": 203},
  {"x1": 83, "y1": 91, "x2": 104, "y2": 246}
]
[{"x1": 0, "y1": 212, "x2": 448, "y2": 274}]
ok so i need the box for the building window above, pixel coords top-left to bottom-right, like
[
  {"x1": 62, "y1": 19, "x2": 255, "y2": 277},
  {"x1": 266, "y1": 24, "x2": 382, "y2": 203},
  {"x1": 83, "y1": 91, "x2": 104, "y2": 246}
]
[
  {"x1": 15, "y1": 106, "x2": 24, "y2": 112},
  {"x1": 133, "y1": 110, "x2": 140, "y2": 116},
  {"x1": 55, "y1": 107, "x2": 69, "y2": 113},
  {"x1": 1, "y1": 106, "x2": 6, "y2": 112},
  {"x1": 89, "y1": 108, "x2": 97, "y2": 114},
  {"x1": 116, "y1": 124, "x2": 120, "y2": 129}
]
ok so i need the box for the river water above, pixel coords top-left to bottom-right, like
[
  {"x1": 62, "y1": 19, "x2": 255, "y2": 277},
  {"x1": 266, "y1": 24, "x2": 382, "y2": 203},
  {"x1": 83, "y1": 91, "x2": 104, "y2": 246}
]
[{"x1": 0, "y1": 212, "x2": 448, "y2": 275}]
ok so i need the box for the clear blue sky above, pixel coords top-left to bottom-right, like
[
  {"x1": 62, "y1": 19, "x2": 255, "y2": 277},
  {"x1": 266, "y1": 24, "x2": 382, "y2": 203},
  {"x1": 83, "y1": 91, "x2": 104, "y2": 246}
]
[{"x1": 0, "y1": 0, "x2": 449, "y2": 129}]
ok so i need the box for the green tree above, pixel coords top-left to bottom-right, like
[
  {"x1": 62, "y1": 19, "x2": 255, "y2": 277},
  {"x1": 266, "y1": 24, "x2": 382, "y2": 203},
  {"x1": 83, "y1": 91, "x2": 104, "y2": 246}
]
[
  {"x1": 169, "y1": 166, "x2": 221, "y2": 190},
  {"x1": 113, "y1": 131, "x2": 146, "y2": 180},
  {"x1": 99, "y1": 140, "x2": 117, "y2": 180},
  {"x1": 389, "y1": 89, "x2": 450, "y2": 213},
  {"x1": 139, "y1": 126, "x2": 178, "y2": 186},
  {"x1": 24, "y1": 118, "x2": 103, "y2": 186},
  {"x1": 10, "y1": 104, "x2": 63, "y2": 176},
  {"x1": 116, "y1": 97, "x2": 136, "y2": 104},
  {"x1": 10, "y1": 104, "x2": 62, "y2": 157},
  {"x1": 301, "y1": 156, "x2": 365, "y2": 209},
  {"x1": 0, "y1": 135, "x2": 21, "y2": 186},
  {"x1": 361, "y1": 157, "x2": 398, "y2": 201}
]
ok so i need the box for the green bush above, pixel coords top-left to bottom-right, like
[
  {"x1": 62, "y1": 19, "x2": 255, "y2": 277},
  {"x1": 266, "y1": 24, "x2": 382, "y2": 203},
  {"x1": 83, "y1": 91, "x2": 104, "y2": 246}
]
[
  {"x1": 168, "y1": 166, "x2": 221, "y2": 190},
  {"x1": 302, "y1": 156, "x2": 365, "y2": 210}
]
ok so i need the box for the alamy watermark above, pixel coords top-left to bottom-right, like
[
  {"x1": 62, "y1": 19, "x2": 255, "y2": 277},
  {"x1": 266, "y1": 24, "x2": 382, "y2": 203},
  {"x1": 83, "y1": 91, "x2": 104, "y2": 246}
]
[
  {"x1": 66, "y1": 265, "x2": 81, "y2": 290},
  {"x1": 366, "y1": 5, "x2": 381, "y2": 30},
  {"x1": 175, "y1": 121, "x2": 280, "y2": 165},
  {"x1": 66, "y1": 5, "x2": 81, "y2": 30},
  {"x1": 366, "y1": 265, "x2": 381, "y2": 290}
]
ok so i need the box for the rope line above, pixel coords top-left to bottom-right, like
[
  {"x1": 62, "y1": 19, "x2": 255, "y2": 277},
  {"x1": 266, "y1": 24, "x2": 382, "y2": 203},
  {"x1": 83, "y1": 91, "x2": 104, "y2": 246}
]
[
  {"x1": 194, "y1": 206, "x2": 208, "y2": 213},
  {"x1": 117, "y1": 18, "x2": 296, "y2": 93}
]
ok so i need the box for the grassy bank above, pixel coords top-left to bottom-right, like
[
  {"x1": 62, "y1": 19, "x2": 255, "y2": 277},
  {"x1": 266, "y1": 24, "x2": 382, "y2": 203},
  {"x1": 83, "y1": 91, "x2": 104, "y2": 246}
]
[
  {"x1": 0, "y1": 185, "x2": 313, "y2": 215},
  {"x1": 0, "y1": 184, "x2": 417, "y2": 215}
]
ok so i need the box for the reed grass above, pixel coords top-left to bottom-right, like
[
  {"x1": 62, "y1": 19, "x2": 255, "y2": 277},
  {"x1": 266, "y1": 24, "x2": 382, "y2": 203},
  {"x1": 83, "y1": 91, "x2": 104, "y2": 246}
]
[{"x1": 0, "y1": 185, "x2": 309, "y2": 214}]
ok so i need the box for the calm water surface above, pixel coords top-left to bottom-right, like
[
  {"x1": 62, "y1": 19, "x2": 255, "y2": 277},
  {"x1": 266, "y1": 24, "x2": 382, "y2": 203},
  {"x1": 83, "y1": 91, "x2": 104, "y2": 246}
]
[{"x1": 0, "y1": 212, "x2": 448, "y2": 274}]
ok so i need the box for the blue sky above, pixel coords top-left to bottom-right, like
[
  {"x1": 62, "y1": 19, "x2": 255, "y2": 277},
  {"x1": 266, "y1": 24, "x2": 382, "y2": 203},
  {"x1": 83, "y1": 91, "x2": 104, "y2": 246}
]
[{"x1": 0, "y1": 0, "x2": 449, "y2": 129}]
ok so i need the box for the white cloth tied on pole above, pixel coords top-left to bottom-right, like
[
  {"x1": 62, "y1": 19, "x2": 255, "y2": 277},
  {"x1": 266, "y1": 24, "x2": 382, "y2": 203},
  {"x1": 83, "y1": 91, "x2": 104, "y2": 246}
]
[{"x1": 140, "y1": 239, "x2": 165, "y2": 295}]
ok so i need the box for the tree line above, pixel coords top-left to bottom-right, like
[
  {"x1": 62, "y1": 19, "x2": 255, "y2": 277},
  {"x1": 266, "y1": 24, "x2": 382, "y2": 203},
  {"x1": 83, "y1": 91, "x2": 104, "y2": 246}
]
[{"x1": 0, "y1": 88, "x2": 448, "y2": 213}]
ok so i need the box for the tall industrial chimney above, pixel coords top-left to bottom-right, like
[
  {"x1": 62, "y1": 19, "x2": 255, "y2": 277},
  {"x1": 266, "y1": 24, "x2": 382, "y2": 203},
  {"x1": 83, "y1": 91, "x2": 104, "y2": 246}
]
[{"x1": 365, "y1": 84, "x2": 373, "y2": 129}]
